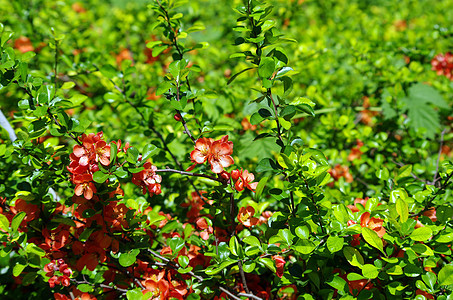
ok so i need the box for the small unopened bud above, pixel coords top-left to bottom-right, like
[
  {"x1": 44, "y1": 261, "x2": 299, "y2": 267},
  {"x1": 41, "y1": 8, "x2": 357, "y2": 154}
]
[{"x1": 174, "y1": 113, "x2": 182, "y2": 121}]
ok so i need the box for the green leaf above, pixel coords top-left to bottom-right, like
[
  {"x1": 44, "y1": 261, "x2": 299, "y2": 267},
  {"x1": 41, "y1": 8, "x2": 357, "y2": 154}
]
[
  {"x1": 26, "y1": 243, "x2": 46, "y2": 257},
  {"x1": 305, "y1": 148, "x2": 328, "y2": 166},
  {"x1": 295, "y1": 226, "x2": 310, "y2": 240},
  {"x1": 326, "y1": 236, "x2": 344, "y2": 253},
  {"x1": 412, "y1": 243, "x2": 434, "y2": 256},
  {"x1": 168, "y1": 237, "x2": 185, "y2": 254},
  {"x1": 362, "y1": 264, "x2": 379, "y2": 279},
  {"x1": 410, "y1": 227, "x2": 433, "y2": 242},
  {"x1": 100, "y1": 64, "x2": 118, "y2": 78},
  {"x1": 126, "y1": 147, "x2": 140, "y2": 164},
  {"x1": 376, "y1": 167, "x2": 390, "y2": 180},
  {"x1": 60, "y1": 81, "x2": 75, "y2": 89},
  {"x1": 362, "y1": 227, "x2": 385, "y2": 254},
  {"x1": 326, "y1": 275, "x2": 348, "y2": 295},
  {"x1": 142, "y1": 144, "x2": 159, "y2": 162},
  {"x1": 343, "y1": 246, "x2": 364, "y2": 267},
  {"x1": 126, "y1": 288, "x2": 143, "y2": 300},
  {"x1": 229, "y1": 236, "x2": 243, "y2": 258},
  {"x1": 93, "y1": 171, "x2": 109, "y2": 183},
  {"x1": 422, "y1": 272, "x2": 437, "y2": 291},
  {"x1": 438, "y1": 265, "x2": 453, "y2": 286},
  {"x1": 397, "y1": 164, "x2": 412, "y2": 180},
  {"x1": 258, "y1": 57, "x2": 275, "y2": 79},
  {"x1": 254, "y1": 176, "x2": 268, "y2": 199},
  {"x1": 227, "y1": 67, "x2": 254, "y2": 85},
  {"x1": 292, "y1": 240, "x2": 316, "y2": 254},
  {"x1": 406, "y1": 83, "x2": 449, "y2": 109},
  {"x1": 243, "y1": 236, "x2": 261, "y2": 248},
  {"x1": 77, "y1": 284, "x2": 94, "y2": 293},
  {"x1": 205, "y1": 260, "x2": 237, "y2": 275},
  {"x1": 110, "y1": 143, "x2": 118, "y2": 163},
  {"x1": 242, "y1": 260, "x2": 256, "y2": 273},
  {"x1": 1, "y1": 31, "x2": 14, "y2": 47},
  {"x1": 156, "y1": 81, "x2": 173, "y2": 96},
  {"x1": 119, "y1": 249, "x2": 140, "y2": 267},
  {"x1": 13, "y1": 264, "x2": 27, "y2": 277},
  {"x1": 0, "y1": 214, "x2": 9, "y2": 231},
  {"x1": 178, "y1": 255, "x2": 189, "y2": 268},
  {"x1": 11, "y1": 211, "x2": 26, "y2": 232},
  {"x1": 259, "y1": 257, "x2": 276, "y2": 273},
  {"x1": 396, "y1": 198, "x2": 409, "y2": 223},
  {"x1": 401, "y1": 83, "x2": 448, "y2": 138}
]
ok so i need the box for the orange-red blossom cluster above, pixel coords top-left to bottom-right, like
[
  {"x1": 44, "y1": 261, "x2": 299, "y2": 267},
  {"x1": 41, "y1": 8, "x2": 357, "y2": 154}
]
[
  {"x1": 189, "y1": 135, "x2": 258, "y2": 192},
  {"x1": 67, "y1": 132, "x2": 113, "y2": 199},
  {"x1": 431, "y1": 52, "x2": 453, "y2": 80}
]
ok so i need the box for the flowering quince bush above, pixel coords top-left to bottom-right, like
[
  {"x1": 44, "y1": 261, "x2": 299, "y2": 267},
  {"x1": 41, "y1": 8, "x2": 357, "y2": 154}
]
[{"x1": 0, "y1": 0, "x2": 453, "y2": 299}]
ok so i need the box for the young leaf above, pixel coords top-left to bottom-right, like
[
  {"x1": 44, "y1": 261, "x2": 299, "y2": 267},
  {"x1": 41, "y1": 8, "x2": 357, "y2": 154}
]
[{"x1": 362, "y1": 227, "x2": 385, "y2": 255}]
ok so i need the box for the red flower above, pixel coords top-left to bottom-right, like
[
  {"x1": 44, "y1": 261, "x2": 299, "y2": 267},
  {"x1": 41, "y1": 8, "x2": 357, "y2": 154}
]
[
  {"x1": 237, "y1": 206, "x2": 259, "y2": 227},
  {"x1": 189, "y1": 135, "x2": 234, "y2": 173},
  {"x1": 74, "y1": 174, "x2": 96, "y2": 200},
  {"x1": 431, "y1": 52, "x2": 453, "y2": 80},
  {"x1": 94, "y1": 141, "x2": 111, "y2": 166},
  {"x1": 14, "y1": 36, "x2": 34, "y2": 53},
  {"x1": 208, "y1": 136, "x2": 234, "y2": 173},
  {"x1": 360, "y1": 212, "x2": 386, "y2": 238},
  {"x1": 132, "y1": 161, "x2": 162, "y2": 196},
  {"x1": 272, "y1": 255, "x2": 285, "y2": 278},
  {"x1": 231, "y1": 169, "x2": 258, "y2": 192},
  {"x1": 190, "y1": 137, "x2": 213, "y2": 164}
]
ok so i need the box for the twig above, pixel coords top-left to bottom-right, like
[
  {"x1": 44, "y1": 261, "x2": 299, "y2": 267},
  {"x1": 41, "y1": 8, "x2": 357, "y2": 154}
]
[
  {"x1": 392, "y1": 160, "x2": 429, "y2": 184},
  {"x1": 148, "y1": 249, "x2": 263, "y2": 300},
  {"x1": 155, "y1": 168, "x2": 223, "y2": 183},
  {"x1": 238, "y1": 260, "x2": 250, "y2": 294}
]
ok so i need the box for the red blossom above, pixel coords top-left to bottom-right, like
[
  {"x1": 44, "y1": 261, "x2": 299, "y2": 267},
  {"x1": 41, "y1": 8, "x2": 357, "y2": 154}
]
[
  {"x1": 237, "y1": 206, "x2": 259, "y2": 227},
  {"x1": 273, "y1": 255, "x2": 285, "y2": 278},
  {"x1": 431, "y1": 52, "x2": 453, "y2": 80},
  {"x1": 14, "y1": 36, "x2": 34, "y2": 53},
  {"x1": 360, "y1": 212, "x2": 386, "y2": 238},
  {"x1": 190, "y1": 137, "x2": 214, "y2": 164},
  {"x1": 132, "y1": 161, "x2": 162, "y2": 196},
  {"x1": 94, "y1": 141, "x2": 111, "y2": 166},
  {"x1": 231, "y1": 169, "x2": 258, "y2": 192},
  {"x1": 189, "y1": 135, "x2": 234, "y2": 173}
]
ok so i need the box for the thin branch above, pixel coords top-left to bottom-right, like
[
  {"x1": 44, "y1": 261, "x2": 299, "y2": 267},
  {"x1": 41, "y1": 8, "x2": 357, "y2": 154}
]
[
  {"x1": 155, "y1": 168, "x2": 223, "y2": 183},
  {"x1": 392, "y1": 160, "x2": 429, "y2": 184},
  {"x1": 238, "y1": 260, "x2": 250, "y2": 294},
  {"x1": 148, "y1": 249, "x2": 263, "y2": 300}
]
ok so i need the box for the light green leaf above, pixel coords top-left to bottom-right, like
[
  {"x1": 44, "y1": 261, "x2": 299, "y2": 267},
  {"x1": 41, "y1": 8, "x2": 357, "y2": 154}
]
[
  {"x1": 438, "y1": 265, "x2": 453, "y2": 286},
  {"x1": 396, "y1": 198, "x2": 409, "y2": 223},
  {"x1": 119, "y1": 249, "x2": 140, "y2": 267},
  {"x1": 362, "y1": 264, "x2": 379, "y2": 279},
  {"x1": 258, "y1": 57, "x2": 275, "y2": 79},
  {"x1": 362, "y1": 227, "x2": 385, "y2": 254},
  {"x1": 326, "y1": 236, "x2": 344, "y2": 253},
  {"x1": 343, "y1": 246, "x2": 364, "y2": 267},
  {"x1": 11, "y1": 211, "x2": 26, "y2": 232},
  {"x1": 410, "y1": 227, "x2": 433, "y2": 242}
]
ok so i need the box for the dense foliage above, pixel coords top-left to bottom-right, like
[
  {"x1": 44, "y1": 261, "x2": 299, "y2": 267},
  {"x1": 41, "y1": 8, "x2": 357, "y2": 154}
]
[{"x1": 0, "y1": 0, "x2": 452, "y2": 299}]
